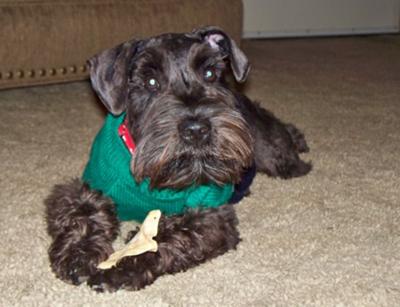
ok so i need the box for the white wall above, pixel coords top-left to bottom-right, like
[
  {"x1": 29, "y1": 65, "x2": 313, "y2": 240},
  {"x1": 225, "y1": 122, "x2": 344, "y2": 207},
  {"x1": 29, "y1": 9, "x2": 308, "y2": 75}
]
[{"x1": 243, "y1": 0, "x2": 400, "y2": 38}]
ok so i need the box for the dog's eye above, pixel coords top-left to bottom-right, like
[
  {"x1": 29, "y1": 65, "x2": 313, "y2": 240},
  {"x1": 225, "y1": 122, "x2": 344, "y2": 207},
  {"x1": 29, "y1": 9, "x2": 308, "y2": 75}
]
[
  {"x1": 203, "y1": 67, "x2": 217, "y2": 83},
  {"x1": 145, "y1": 77, "x2": 160, "y2": 91}
]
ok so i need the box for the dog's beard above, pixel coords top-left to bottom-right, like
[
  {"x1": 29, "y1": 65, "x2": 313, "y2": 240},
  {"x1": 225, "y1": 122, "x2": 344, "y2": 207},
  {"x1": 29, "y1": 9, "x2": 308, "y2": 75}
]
[{"x1": 130, "y1": 101, "x2": 254, "y2": 189}]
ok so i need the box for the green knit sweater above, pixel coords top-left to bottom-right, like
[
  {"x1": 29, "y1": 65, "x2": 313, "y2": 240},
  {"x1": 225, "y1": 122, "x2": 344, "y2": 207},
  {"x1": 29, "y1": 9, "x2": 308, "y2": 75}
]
[{"x1": 82, "y1": 114, "x2": 234, "y2": 222}]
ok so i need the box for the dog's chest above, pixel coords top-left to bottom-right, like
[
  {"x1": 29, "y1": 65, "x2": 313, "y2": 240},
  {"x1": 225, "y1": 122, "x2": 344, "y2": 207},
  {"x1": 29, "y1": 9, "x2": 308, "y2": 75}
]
[{"x1": 82, "y1": 113, "x2": 236, "y2": 222}]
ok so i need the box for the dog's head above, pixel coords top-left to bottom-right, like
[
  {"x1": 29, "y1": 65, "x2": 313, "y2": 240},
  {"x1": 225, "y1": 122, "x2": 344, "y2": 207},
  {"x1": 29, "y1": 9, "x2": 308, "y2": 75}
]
[{"x1": 89, "y1": 26, "x2": 254, "y2": 189}]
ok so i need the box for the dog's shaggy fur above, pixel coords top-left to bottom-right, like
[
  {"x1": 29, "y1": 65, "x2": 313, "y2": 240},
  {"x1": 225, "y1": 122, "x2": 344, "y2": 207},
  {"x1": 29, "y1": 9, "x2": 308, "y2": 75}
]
[{"x1": 45, "y1": 26, "x2": 311, "y2": 292}]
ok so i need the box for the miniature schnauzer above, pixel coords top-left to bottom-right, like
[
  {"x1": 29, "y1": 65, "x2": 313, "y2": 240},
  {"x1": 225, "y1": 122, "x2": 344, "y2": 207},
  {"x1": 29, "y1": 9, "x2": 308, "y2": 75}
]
[{"x1": 45, "y1": 26, "x2": 311, "y2": 292}]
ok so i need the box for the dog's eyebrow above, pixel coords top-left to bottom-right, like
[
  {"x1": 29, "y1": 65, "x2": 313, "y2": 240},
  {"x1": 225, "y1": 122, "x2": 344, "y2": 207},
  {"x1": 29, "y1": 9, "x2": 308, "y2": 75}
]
[
  {"x1": 135, "y1": 49, "x2": 164, "y2": 73},
  {"x1": 142, "y1": 62, "x2": 162, "y2": 72},
  {"x1": 191, "y1": 50, "x2": 226, "y2": 70}
]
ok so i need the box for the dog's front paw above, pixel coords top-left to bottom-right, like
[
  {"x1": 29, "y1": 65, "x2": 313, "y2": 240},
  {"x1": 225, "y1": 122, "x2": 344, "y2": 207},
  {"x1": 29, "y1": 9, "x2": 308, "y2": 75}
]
[
  {"x1": 50, "y1": 249, "x2": 94, "y2": 285},
  {"x1": 49, "y1": 235, "x2": 112, "y2": 286}
]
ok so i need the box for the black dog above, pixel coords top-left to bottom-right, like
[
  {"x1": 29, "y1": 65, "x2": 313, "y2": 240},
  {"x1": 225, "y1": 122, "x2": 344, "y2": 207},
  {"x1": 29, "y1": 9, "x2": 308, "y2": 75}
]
[{"x1": 45, "y1": 26, "x2": 311, "y2": 292}]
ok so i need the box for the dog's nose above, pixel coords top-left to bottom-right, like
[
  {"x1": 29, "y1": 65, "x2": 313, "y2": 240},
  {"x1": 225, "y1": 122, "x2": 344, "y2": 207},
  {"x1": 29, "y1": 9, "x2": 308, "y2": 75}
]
[{"x1": 179, "y1": 119, "x2": 211, "y2": 145}]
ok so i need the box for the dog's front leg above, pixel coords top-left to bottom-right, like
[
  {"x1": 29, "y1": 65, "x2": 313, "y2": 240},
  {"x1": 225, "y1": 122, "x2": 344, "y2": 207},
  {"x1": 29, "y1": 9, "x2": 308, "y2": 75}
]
[
  {"x1": 88, "y1": 204, "x2": 240, "y2": 292},
  {"x1": 45, "y1": 179, "x2": 120, "y2": 285}
]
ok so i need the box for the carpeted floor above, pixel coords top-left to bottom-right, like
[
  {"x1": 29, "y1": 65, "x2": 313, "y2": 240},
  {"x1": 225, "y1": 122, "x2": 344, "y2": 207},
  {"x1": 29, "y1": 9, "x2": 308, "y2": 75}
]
[{"x1": 1, "y1": 35, "x2": 399, "y2": 306}]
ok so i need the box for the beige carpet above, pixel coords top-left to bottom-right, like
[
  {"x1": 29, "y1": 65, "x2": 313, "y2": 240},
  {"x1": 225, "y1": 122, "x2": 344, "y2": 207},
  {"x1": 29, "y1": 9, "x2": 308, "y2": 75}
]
[{"x1": 1, "y1": 35, "x2": 399, "y2": 306}]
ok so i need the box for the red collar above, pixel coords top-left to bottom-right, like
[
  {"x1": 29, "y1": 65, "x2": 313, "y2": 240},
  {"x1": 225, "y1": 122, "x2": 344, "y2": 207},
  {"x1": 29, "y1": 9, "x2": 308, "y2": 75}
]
[{"x1": 118, "y1": 120, "x2": 136, "y2": 154}]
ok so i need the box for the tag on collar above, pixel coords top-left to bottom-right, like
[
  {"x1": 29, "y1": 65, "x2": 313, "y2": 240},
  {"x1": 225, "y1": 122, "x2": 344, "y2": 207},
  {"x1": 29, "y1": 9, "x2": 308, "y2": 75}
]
[{"x1": 118, "y1": 120, "x2": 136, "y2": 154}]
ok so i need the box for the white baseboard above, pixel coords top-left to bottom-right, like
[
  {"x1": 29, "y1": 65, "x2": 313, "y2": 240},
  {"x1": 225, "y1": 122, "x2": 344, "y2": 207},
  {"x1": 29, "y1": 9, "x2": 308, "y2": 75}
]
[{"x1": 243, "y1": 26, "x2": 400, "y2": 39}]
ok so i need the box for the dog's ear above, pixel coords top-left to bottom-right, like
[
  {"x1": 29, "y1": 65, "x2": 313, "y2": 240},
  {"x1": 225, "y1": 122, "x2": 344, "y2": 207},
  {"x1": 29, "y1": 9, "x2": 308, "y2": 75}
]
[
  {"x1": 88, "y1": 39, "x2": 144, "y2": 115},
  {"x1": 193, "y1": 26, "x2": 250, "y2": 83}
]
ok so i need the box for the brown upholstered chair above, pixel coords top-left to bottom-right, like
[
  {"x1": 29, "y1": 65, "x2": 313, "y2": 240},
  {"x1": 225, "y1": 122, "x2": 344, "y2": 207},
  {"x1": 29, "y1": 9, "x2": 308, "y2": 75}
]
[{"x1": 0, "y1": 0, "x2": 243, "y2": 89}]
